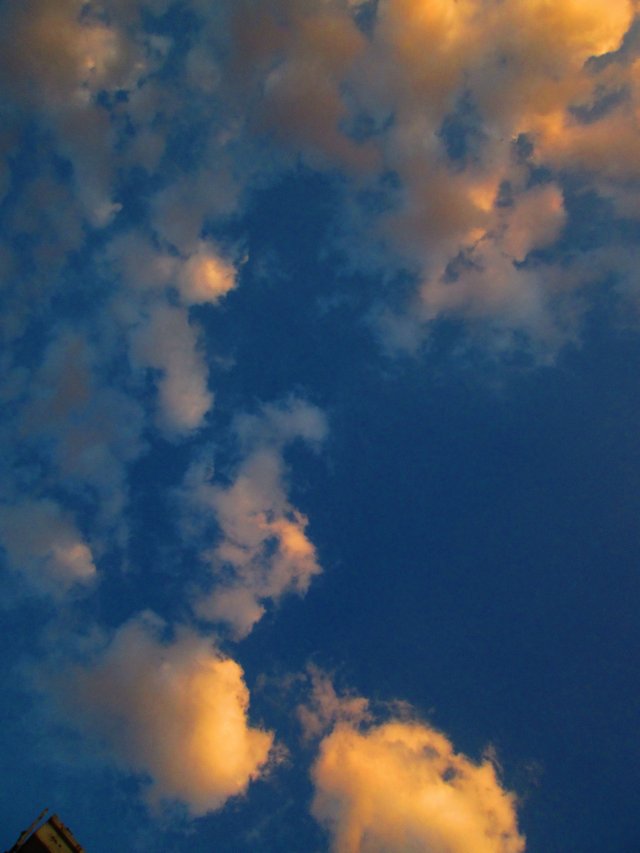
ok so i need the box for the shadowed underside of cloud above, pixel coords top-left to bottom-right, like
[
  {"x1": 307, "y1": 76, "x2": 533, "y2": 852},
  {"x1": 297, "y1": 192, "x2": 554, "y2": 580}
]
[{"x1": 62, "y1": 614, "x2": 274, "y2": 816}]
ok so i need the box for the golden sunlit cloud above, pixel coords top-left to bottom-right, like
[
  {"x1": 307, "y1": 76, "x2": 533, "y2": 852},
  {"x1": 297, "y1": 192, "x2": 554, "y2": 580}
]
[
  {"x1": 312, "y1": 719, "x2": 525, "y2": 853},
  {"x1": 66, "y1": 614, "x2": 274, "y2": 816},
  {"x1": 178, "y1": 242, "x2": 238, "y2": 305}
]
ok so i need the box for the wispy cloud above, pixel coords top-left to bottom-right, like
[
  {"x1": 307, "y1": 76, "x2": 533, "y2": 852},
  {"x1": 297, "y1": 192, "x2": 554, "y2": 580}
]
[
  {"x1": 183, "y1": 398, "x2": 328, "y2": 638},
  {"x1": 0, "y1": 499, "x2": 95, "y2": 595}
]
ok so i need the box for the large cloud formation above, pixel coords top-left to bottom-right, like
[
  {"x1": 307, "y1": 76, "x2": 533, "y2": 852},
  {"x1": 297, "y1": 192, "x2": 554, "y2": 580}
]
[
  {"x1": 1, "y1": 0, "x2": 639, "y2": 360},
  {"x1": 312, "y1": 720, "x2": 524, "y2": 853},
  {"x1": 301, "y1": 671, "x2": 525, "y2": 853},
  {"x1": 65, "y1": 614, "x2": 274, "y2": 816},
  {"x1": 1, "y1": 0, "x2": 636, "y2": 837},
  {"x1": 233, "y1": 0, "x2": 638, "y2": 349}
]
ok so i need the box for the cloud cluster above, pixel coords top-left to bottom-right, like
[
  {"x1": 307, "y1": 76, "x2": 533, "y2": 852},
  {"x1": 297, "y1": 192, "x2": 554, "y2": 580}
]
[
  {"x1": 0, "y1": 329, "x2": 144, "y2": 592},
  {"x1": 3, "y1": 0, "x2": 624, "y2": 833},
  {"x1": 66, "y1": 614, "x2": 274, "y2": 816},
  {"x1": 0, "y1": 0, "x2": 142, "y2": 226},
  {"x1": 312, "y1": 719, "x2": 524, "y2": 853},
  {"x1": 184, "y1": 399, "x2": 328, "y2": 638}
]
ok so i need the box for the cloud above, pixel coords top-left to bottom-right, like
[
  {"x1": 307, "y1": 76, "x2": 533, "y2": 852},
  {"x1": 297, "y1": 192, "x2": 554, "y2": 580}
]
[
  {"x1": 130, "y1": 303, "x2": 214, "y2": 436},
  {"x1": 63, "y1": 613, "x2": 274, "y2": 816},
  {"x1": 233, "y1": 397, "x2": 329, "y2": 451},
  {"x1": 2, "y1": 0, "x2": 639, "y2": 356},
  {"x1": 16, "y1": 330, "x2": 146, "y2": 523},
  {"x1": 214, "y1": 0, "x2": 638, "y2": 351},
  {"x1": 3, "y1": 0, "x2": 630, "y2": 354},
  {"x1": 0, "y1": 0, "x2": 143, "y2": 226},
  {"x1": 298, "y1": 666, "x2": 371, "y2": 740},
  {"x1": 183, "y1": 399, "x2": 328, "y2": 638},
  {"x1": 312, "y1": 717, "x2": 525, "y2": 853},
  {"x1": 102, "y1": 232, "x2": 238, "y2": 437},
  {"x1": 178, "y1": 242, "x2": 238, "y2": 306},
  {"x1": 350, "y1": 0, "x2": 636, "y2": 347},
  {"x1": 0, "y1": 498, "x2": 95, "y2": 594},
  {"x1": 414, "y1": 183, "x2": 570, "y2": 345},
  {"x1": 0, "y1": 0, "x2": 125, "y2": 105},
  {"x1": 255, "y1": 8, "x2": 379, "y2": 171}
]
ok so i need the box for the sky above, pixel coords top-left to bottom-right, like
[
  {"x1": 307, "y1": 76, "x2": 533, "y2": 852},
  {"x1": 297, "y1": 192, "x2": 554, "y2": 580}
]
[{"x1": 0, "y1": 1, "x2": 639, "y2": 851}]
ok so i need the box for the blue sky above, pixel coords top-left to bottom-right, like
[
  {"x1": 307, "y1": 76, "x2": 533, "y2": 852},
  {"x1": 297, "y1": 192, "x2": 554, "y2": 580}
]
[{"x1": 1, "y1": 1, "x2": 639, "y2": 851}]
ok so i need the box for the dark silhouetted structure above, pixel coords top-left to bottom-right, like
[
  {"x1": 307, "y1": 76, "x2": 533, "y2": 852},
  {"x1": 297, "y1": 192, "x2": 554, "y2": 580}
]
[{"x1": 5, "y1": 811, "x2": 85, "y2": 853}]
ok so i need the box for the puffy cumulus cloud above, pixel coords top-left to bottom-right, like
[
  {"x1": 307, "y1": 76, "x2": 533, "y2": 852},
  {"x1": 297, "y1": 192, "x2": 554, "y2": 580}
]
[
  {"x1": 203, "y1": 462, "x2": 321, "y2": 636},
  {"x1": 499, "y1": 184, "x2": 566, "y2": 263},
  {"x1": 102, "y1": 231, "x2": 237, "y2": 438},
  {"x1": 312, "y1": 718, "x2": 525, "y2": 853},
  {"x1": 130, "y1": 303, "x2": 214, "y2": 436},
  {"x1": 414, "y1": 182, "x2": 570, "y2": 344},
  {"x1": 0, "y1": 499, "x2": 95, "y2": 594},
  {"x1": 100, "y1": 232, "x2": 238, "y2": 437},
  {"x1": 63, "y1": 613, "x2": 274, "y2": 815},
  {"x1": 233, "y1": 397, "x2": 329, "y2": 451},
  {"x1": 182, "y1": 399, "x2": 327, "y2": 638},
  {"x1": 102, "y1": 232, "x2": 179, "y2": 295}
]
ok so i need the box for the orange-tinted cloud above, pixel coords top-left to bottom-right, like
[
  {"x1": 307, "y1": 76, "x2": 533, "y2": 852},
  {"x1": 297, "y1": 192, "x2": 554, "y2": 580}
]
[
  {"x1": 130, "y1": 303, "x2": 213, "y2": 436},
  {"x1": 66, "y1": 614, "x2": 274, "y2": 816},
  {"x1": 312, "y1": 718, "x2": 525, "y2": 853},
  {"x1": 3, "y1": 0, "x2": 638, "y2": 345},
  {"x1": 298, "y1": 665, "x2": 371, "y2": 740},
  {"x1": 17, "y1": 331, "x2": 145, "y2": 523},
  {"x1": 0, "y1": 499, "x2": 95, "y2": 594}
]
